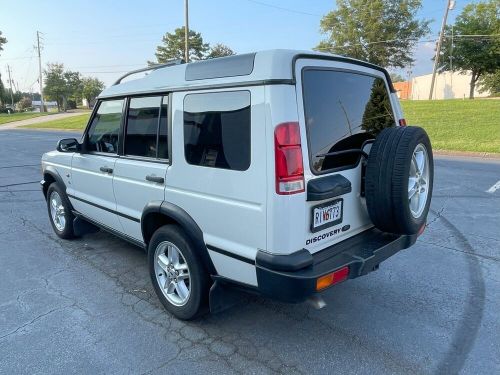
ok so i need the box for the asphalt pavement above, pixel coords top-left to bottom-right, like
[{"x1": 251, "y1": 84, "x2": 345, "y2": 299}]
[{"x1": 0, "y1": 130, "x2": 499, "y2": 374}]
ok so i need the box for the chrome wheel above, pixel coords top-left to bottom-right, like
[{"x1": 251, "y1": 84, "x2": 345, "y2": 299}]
[
  {"x1": 408, "y1": 143, "x2": 430, "y2": 218},
  {"x1": 49, "y1": 191, "x2": 66, "y2": 231},
  {"x1": 154, "y1": 241, "x2": 191, "y2": 306}
]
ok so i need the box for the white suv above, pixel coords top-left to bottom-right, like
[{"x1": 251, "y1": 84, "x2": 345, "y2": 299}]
[{"x1": 41, "y1": 50, "x2": 433, "y2": 320}]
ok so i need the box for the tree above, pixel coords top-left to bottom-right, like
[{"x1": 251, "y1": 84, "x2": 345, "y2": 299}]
[
  {"x1": 439, "y1": 0, "x2": 500, "y2": 99},
  {"x1": 0, "y1": 31, "x2": 7, "y2": 107},
  {"x1": 207, "y1": 43, "x2": 235, "y2": 59},
  {"x1": 315, "y1": 0, "x2": 430, "y2": 69},
  {"x1": 390, "y1": 73, "x2": 405, "y2": 82},
  {"x1": 17, "y1": 97, "x2": 32, "y2": 111},
  {"x1": 82, "y1": 77, "x2": 105, "y2": 108},
  {"x1": 0, "y1": 31, "x2": 7, "y2": 56},
  {"x1": 153, "y1": 27, "x2": 209, "y2": 63},
  {"x1": 44, "y1": 63, "x2": 82, "y2": 111},
  {"x1": 478, "y1": 70, "x2": 500, "y2": 96}
]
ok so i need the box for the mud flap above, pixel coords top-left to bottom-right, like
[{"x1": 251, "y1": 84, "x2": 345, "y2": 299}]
[
  {"x1": 209, "y1": 280, "x2": 245, "y2": 314},
  {"x1": 73, "y1": 216, "x2": 100, "y2": 237}
]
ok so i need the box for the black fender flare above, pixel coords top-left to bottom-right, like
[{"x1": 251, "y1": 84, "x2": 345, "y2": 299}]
[
  {"x1": 141, "y1": 201, "x2": 216, "y2": 274},
  {"x1": 42, "y1": 166, "x2": 66, "y2": 197}
]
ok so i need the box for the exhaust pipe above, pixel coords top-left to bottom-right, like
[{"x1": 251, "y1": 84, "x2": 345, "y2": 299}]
[{"x1": 307, "y1": 295, "x2": 326, "y2": 310}]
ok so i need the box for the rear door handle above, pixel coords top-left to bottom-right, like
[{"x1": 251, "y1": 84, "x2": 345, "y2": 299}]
[
  {"x1": 100, "y1": 166, "x2": 113, "y2": 174},
  {"x1": 145, "y1": 175, "x2": 164, "y2": 184}
]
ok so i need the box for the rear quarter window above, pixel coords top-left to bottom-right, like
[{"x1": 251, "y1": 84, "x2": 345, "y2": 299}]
[
  {"x1": 302, "y1": 69, "x2": 395, "y2": 173},
  {"x1": 183, "y1": 91, "x2": 251, "y2": 171}
]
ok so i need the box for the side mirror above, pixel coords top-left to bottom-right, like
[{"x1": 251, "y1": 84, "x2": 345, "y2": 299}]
[{"x1": 56, "y1": 138, "x2": 80, "y2": 153}]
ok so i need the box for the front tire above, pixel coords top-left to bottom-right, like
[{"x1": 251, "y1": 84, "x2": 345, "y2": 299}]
[
  {"x1": 46, "y1": 183, "x2": 76, "y2": 239},
  {"x1": 148, "y1": 225, "x2": 210, "y2": 320}
]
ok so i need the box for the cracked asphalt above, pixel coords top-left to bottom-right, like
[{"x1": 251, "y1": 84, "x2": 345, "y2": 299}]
[{"x1": 1, "y1": 130, "x2": 499, "y2": 374}]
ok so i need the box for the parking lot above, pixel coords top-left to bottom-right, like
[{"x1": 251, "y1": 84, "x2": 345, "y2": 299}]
[{"x1": 1, "y1": 130, "x2": 499, "y2": 374}]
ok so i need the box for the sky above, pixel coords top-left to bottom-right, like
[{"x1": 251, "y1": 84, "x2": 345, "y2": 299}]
[{"x1": 0, "y1": 0, "x2": 479, "y2": 93}]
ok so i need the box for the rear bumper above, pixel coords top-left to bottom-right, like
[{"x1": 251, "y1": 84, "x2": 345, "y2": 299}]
[{"x1": 256, "y1": 228, "x2": 418, "y2": 303}]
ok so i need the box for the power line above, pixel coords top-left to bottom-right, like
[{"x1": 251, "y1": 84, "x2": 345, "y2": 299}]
[
  {"x1": 0, "y1": 56, "x2": 33, "y2": 61},
  {"x1": 315, "y1": 37, "x2": 439, "y2": 50},
  {"x1": 242, "y1": 0, "x2": 321, "y2": 17}
]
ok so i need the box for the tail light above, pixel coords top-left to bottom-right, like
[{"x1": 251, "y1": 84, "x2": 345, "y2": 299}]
[
  {"x1": 399, "y1": 118, "x2": 407, "y2": 127},
  {"x1": 274, "y1": 122, "x2": 305, "y2": 195},
  {"x1": 316, "y1": 266, "x2": 350, "y2": 291}
]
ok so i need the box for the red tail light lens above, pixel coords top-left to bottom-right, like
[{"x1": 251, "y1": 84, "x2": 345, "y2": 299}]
[
  {"x1": 316, "y1": 266, "x2": 350, "y2": 291},
  {"x1": 399, "y1": 118, "x2": 407, "y2": 127},
  {"x1": 274, "y1": 122, "x2": 305, "y2": 195}
]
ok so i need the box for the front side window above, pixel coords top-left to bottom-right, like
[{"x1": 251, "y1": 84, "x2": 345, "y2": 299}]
[
  {"x1": 125, "y1": 96, "x2": 162, "y2": 158},
  {"x1": 184, "y1": 91, "x2": 251, "y2": 171},
  {"x1": 87, "y1": 99, "x2": 124, "y2": 154},
  {"x1": 302, "y1": 69, "x2": 395, "y2": 173}
]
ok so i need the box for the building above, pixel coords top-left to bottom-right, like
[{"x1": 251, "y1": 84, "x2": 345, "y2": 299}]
[
  {"x1": 394, "y1": 71, "x2": 490, "y2": 100},
  {"x1": 32, "y1": 100, "x2": 58, "y2": 111}
]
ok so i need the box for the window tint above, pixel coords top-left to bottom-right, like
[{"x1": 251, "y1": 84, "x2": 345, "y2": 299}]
[
  {"x1": 158, "y1": 96, "x2": 169, "y2": 159},
  {"x1": 184, "y1": 91, "x2": 250, "y2": 171},
  {"x1": 302, "y1": 69, "x2": 395, "y2": 173},
  {"x1": 87, "y1": 99, "x2": 123, "y2": 154},
  {"x1": 125, "y1": 96, "x2": 161, "y2": 158}
]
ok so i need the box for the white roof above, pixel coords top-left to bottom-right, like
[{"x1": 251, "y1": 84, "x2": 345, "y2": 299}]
[{"x1": 99, "y1": 49, "x2": 390, "y2": 98}]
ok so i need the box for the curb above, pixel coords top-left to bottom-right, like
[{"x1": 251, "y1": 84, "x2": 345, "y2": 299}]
[{"x1": 434, "y1": 150, "x2": 500, "y2": 160}]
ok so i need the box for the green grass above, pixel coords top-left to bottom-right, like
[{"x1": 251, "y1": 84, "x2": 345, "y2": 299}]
[
  {"x1": 401, "y1": 99, "x2": 500, "y2": 153},
  {"x1": 24, "y1": 113, "x2": 90, "y2": 130},
  {"x1": 0, "y1": 112, "x2": 49, "y2": 125},
  {"x1": 22, "y1": 99, "x2": 500, "y2": 153}
]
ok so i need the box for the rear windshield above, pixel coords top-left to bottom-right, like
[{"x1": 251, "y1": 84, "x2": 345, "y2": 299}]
[{"x1": 302, "y1": 69, "x2": 395, "y2": 173}]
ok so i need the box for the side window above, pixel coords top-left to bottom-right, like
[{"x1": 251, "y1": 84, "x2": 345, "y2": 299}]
[
  {"x1": 158, "y1": 96, "x2": 169, "y2": 159},
  {"x1": 87, "y1": 99, "x2": 124, "y2": 153},
  {"x1": 125, "y1": 96, "x2": 161, "y2": 158},
  {"x1": 184, "y1": 91, "x2": 250, "y2": 171}
]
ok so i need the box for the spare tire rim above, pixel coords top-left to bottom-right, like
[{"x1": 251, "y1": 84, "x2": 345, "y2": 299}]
[
  {"x1": 408, "y1": 143, "x2": 429, "y2": 218},
  {"x1": 154, "y1": 241, "x2": 191, "y2": 306}
]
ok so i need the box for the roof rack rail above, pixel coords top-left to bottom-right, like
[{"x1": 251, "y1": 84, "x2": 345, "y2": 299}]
[{"x1": 113, "y1": 59, "x2": 185, "y2": 86}]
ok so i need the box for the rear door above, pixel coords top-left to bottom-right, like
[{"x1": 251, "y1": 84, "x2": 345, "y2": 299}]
[
  {"x1": 113, "y1": 95, "x2": 169, "y2": 241},
  {"x1": 295, "y1": 59, "x2": 398, "y2": 253}
]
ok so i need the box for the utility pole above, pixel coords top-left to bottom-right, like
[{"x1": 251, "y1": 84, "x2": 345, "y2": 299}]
[
  {"x1": 450, "y1": 25, "x2": 454, "y2": 92},
  {"x1": 36, "y1": 31, "x2": 45, "y2": 112},
  {"x1": 429, "y1": 0, "x2": 455, "y2": 100},
  {"x1": 6, "y1": 64, "x2": 14, "y2": 107},
  {"x1": 184, "y1": 0, "x2": 189, "y2": 63}
]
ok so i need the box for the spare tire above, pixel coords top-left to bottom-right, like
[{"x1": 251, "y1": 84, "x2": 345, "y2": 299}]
[{"x1": 365, "y1": 126, "x2": 433, "y2": 235}]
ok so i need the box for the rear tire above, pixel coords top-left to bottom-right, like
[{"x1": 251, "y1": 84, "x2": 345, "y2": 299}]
[
  {"x1": 46, "y1": 183, "x2": 76, "y2": 239},
  {"x1": 365, "y1": 126, "x2": 433, "y2": 235},
  {"x1": 148, "y1": 225, "x2": 210, "y2": 320}
]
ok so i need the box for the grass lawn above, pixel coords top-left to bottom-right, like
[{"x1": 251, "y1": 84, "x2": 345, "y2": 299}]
[
  {"x1": 24, "y1": 113, "x2": 90, "y2": 131},
  {"x1": 0, "y1": 112, "x2": 49, "y2": 125},
  {"x1": 22, "y1": 99, "x2": 499, "y2": 154},
  {"x1": 401, "y1": 99, "x2": 500, "y2": 154}
]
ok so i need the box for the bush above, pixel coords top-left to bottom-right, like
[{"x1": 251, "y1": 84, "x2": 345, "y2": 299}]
[
  {"x1": 17, "y1": 97, "x2": 32, "y2": 111},
  {"x1": 67, "y1": 99, "x2": 77, "y2": 110}
]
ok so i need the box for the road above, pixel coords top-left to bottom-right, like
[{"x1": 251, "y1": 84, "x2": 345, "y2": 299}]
[
  {"x1": 0, "y1": 111, "x2": 86, "y2": 130},
  {"x1": 0, "y1": 130, "x2": 499, "y2": 374}
]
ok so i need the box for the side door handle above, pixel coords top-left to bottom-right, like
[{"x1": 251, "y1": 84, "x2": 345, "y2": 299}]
[
  {"x1": 145, "y1": 175, "x2": 164, "y2": 184},
  {"x1": 100, "y1": 166, "x2": 113, "y2": 174}
]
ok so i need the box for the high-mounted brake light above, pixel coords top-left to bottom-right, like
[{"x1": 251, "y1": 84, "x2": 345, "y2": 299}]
[
  {"x1": 399, "y1": 118, "x2": 407, "y2": 127},
  {"x1": 274, "y1": 122, "x2": 305, "y2": 195}
]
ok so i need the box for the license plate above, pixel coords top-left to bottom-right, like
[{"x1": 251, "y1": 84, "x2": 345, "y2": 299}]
[{"x1": 311, "y1": 199, "x2": 343, "y2": 233}]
